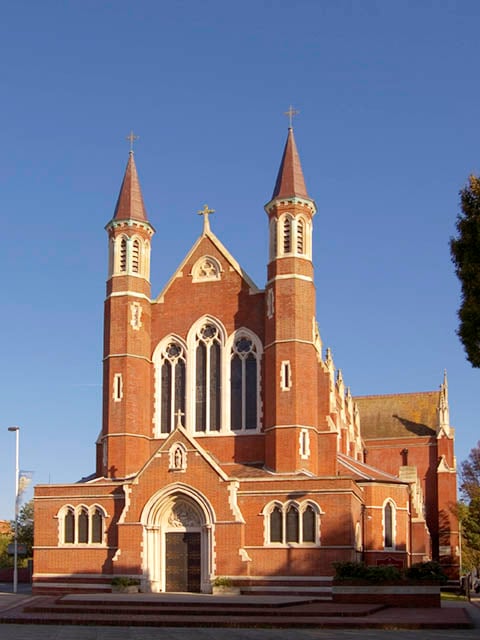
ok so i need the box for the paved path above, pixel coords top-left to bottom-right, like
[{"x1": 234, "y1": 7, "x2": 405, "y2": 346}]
[{"x1": 0, "y1": 585, "x2": 478, "y2": 640}]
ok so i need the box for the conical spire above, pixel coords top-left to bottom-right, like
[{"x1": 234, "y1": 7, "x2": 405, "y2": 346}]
[
  {"x1": 113, "y1": 152, "x2": 148, "y2": 222},
  {"x1": 271, "y1": 128, "x2": 310, "y2": 200}
]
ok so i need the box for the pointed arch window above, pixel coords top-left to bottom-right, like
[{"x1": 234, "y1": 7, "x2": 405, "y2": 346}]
[
  {"x1": 384, "y1": 501, "x2": 394, "y2": 548},
  {"x1": 270, "y1": 506, "x2": 283, "y2": 543},
  {"x1": 302, "y1": 505, "x2": 316, "y2": 542},
  {"x1": 296, "y1": 218, "x2": 305, "y2": 254},
  {"x1": 132, "y1": 238, "x2": 140, "y2": 273},
  {"x1": 283, "y1": 216, "x2": 292, "y2": 253},
  {"x1": 64, "y1": 508, "x2": 75, "y2": 544},
  {"x1": 92, "y1": 508, "x2": 103, "y2": 543},
  {"x1": 230, "y1": 336, "x2": 258, "y2": 431},
  {"x1": 266, "y1": 501, "x2": 320, "y2": 545},
  {"x1": 78, "y1": 508, "x2": 89, "y2": 543},
  {"x1": 119, "y1": 237, "x2": 127, "y2": 272},
  {"x1": 159, "y1": 341, "x2": 186, "y2": 434},
  {"x1": 286, "y1": 505, "x2": 299, "y2": 543},
  {"x1": 59, "y1": 505, "x2": 106, "y2": 545},
  {"x1": 195, "y1": 324, "x2": 221, "y2": 432}
]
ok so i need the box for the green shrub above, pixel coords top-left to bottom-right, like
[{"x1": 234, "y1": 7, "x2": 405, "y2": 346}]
[
  {"x1": 111, "y1": 576, "x2": 140, "y2": 587},
  {"x1": 405, "y1": 561, "x2": 447, "y2": 583},
  {"x1": 333, "y1": 561, "x2": 446, "y2": 584},
  {"x1": 212, "y1": 576, "x2": 233, "y2": 587}
]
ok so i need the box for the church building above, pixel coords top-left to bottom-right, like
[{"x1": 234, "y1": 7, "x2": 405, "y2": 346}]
[{"x1": 33, "y1": 125, "x2": 459, "y2": 594}]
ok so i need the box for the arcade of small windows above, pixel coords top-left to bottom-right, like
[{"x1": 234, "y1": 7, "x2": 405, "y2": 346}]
[
  {"x1": 154, "y1": 321, "x2": 262, "y2": 436},
  {"x1": 264, "y1": 501, "x2": 320, "y2": 546},
  {"x1": 110, "y1": 234, "x2": 149, "y2": 277},
  {"x1": 269, "y1": 214, "x2": 311, "y2": 260},
  {"x1": 58, "y1": 505, "x2": 106, "y2": 545}
]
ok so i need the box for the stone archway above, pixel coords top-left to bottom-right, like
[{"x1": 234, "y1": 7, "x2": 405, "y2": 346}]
[{"x1": 142, "y1": 486, "x2": 215, "y2": 593}]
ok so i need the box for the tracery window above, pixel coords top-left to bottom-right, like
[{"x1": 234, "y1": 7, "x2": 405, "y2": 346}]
[
  {"x1": 195, "y1": 324, "x2": 221, "y2": 432},
  {"x1": 265, "y1": 501, "x2": 319, "y2": 545},
  {"x1": 159, "y1": 341, "x2": 186, "y2": 434},
  {"x1": 230, "y1": 336, "x2": 258, "y2": 430},
  {"x1": 59, "y1": 505, "x2": 106, "y2": 545},
  {"x1": 192, "y1": 256, "x2": 221, "y2": 282}
]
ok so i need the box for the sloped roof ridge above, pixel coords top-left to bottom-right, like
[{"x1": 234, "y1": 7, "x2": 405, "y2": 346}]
[
  {"x1": 337, "y1": 452, "x2": 403, "y2": 482},
  {"x1": 354, "y1": 390, "x2": 439, "y2": 400},
  {"x1": 154, "y1": 227, "x2": 261, "y2": 302}
]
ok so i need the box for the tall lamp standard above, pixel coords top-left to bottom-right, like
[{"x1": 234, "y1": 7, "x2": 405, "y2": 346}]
[{"x1": 7, "y1": 426, "x2": 19, "y2": 594}]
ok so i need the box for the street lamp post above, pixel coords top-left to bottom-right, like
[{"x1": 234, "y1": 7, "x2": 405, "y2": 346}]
[{"x1": 8, "y1": 426, "x2": 19, "y2": 594}]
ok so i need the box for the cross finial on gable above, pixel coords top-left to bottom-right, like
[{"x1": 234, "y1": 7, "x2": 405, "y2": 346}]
[
  {"x1": 284, "y1": 105, "x2": 299, "y2": 129},
  {"x1": 126, "y1": 130, "x2": 139, "y2": 153},
  {"x1": 174, "y1": 409, "x2": 185, "y2": 429},
  {"x1": 198, "y1": 204, "x2": 215, "y2": 233}
]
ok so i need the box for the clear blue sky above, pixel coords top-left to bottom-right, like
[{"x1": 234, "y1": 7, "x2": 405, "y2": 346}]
[{"x1": 1, "y1": 0, "x2": 479, "y2": 519}]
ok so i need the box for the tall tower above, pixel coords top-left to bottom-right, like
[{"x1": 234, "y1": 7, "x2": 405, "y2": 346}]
[
  {"x1": 99, "y1": 149, "x2": 155, "y2": 478},
  {"x1": 264, "y1": 126, "x2": 319, "y2": 473}
]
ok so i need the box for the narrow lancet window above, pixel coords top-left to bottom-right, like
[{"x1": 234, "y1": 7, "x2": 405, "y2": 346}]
[
  {"x1": 384, "y1": 502, "x2": 393, "y2": 548},
  {"x1": 160, "y1": 342, "x2": 186, "y2": 434},
  {"x1": 195, "y1": 324, "x2": 221, "y2": 432},
  {"x1": 230, "y1": 336, "x2": 258, "y2": 431}
]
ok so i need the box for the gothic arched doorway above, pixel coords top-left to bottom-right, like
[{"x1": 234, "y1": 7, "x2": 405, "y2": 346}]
[{"x1": 141, "y1": 485, "x2": 215, "y2": 593}]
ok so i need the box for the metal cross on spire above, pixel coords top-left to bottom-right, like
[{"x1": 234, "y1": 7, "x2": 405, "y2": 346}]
[
  {"x1": 198, "y1": 204, "x2": 215, "y2": 233},
  {"x1": 284, "y1": 105, "x2": 299, "y2": 128},
  {"x1": 126, "y1": 130, "x2": 139, "y2": 153}
]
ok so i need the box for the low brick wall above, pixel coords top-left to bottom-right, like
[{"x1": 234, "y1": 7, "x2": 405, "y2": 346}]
[{"x1": 332, "y1": 584, "x2": 441, "y2": 607}]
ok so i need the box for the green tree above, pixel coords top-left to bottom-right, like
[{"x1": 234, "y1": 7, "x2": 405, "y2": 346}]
[
  {"x1": 450, "y1": 175, "x2": 480, "y2": 367},
  {"x1": 459, "y1": 442, "x2": 480, "y2": 572},
  {"x1": 0, "y1": 529, "x2": 13, "y2": 568},
  {"x1": 13, "y1": 500, "x2": 34, "y2": 559}
]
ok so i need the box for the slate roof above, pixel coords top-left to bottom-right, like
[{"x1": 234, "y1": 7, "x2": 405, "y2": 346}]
[
  {"x1": 113, "y1": 151, "x2": 148, "y2": 222},
  {"x1": 354, "y1": 391, "x2": 440, "y2": 440},
  {"x1": 271, "y1": 127, "x2": 310, "y2": 200}
]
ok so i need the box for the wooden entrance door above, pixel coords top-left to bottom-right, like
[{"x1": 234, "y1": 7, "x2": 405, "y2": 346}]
[{"x1": 165, "y1": 532, "x2": 201, "y2": 592}]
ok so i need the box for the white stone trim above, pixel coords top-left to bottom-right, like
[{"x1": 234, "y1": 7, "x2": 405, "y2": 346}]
[
  {"x1": 262, "y1": 499, "x2": 322, "y2": 546},
  {"x1": 140, "y1": 483, "x2": 216, "y2": 593},
  {"x1": 106, "y1": 291, "x2": 152, "y2": 302},
  {"x1": 299, "y1": 428, "x2": 310, "y2": 459},
  {"x1": 113, "y1": 373, "x2": 123, "y2": 402},
  {"x1": 280, "y1": 360, "x2": 292, "y2": 391},
  {"x1": 56, "y1": 503, "x2": 108, "y2": 546},
  {"x1": 266, "y1": 273, "x2": 313, "y2": 285},
  {"x1": 130, "y1": 301, "x2": 143, "y2": 330},
  {"x1": 191, "y1": 255, "x2": 222, "y2": 282}
]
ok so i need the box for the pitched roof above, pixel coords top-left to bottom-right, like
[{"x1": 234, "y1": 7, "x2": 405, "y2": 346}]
[
  {"x1": 154, "y1": 227, "x2": 261, "y2": 303},
  {"x1": 113, "y1": 152, "x2": 148, "y2": 222},
  {"x1": 354, "y1": 391, "x2": 440, "y2": 440},
  {"x1": 337, "y1": 453, "x2": 403, "y2": 482},
  {"x1": 271, "y1": 128, "x2": 310, "y2": 200}
]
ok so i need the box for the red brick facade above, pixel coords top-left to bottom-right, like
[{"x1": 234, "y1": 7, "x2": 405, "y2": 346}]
[{"x1": 33, "y1": 129, "x2": 459, "y2": 594}]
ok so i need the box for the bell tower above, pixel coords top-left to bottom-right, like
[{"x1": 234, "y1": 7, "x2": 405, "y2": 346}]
[
  {"x1": 99, "y1": 146, "x2": 155, "y2": 478},
  {"x1": 264, "y1": 124, "x2": 320, "y2": 473}
]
